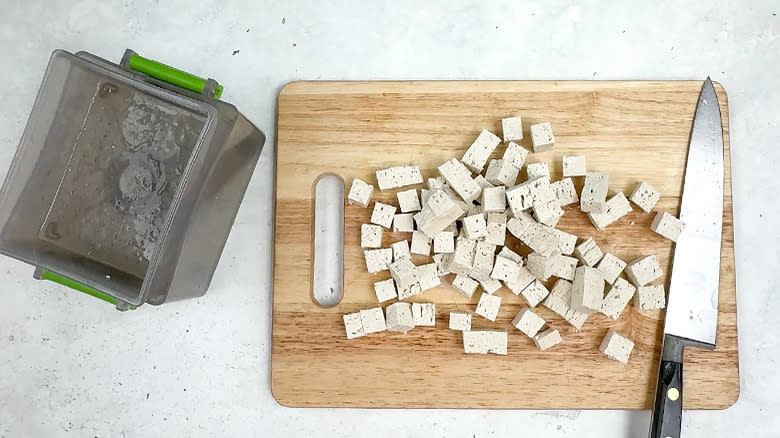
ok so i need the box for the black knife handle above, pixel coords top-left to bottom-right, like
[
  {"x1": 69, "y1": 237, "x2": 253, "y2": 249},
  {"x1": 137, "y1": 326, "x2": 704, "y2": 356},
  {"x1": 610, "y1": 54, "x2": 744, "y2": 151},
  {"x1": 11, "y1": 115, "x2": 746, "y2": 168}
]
[{"x1": 649, "y1": 334, "x2": 685, "y2": 438}]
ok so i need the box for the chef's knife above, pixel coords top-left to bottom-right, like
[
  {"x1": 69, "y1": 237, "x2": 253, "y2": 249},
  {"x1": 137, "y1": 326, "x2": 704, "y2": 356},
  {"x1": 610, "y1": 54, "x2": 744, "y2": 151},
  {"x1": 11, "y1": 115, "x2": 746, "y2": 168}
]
[{"x1": 649, "y1": 78, "x2": 725, "y2": 438}]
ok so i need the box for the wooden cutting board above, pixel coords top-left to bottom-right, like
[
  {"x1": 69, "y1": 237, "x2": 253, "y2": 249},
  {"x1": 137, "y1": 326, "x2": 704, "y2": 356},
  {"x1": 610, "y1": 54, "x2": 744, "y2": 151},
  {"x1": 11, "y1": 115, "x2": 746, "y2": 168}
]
[{"x1": 272, "y1": 81, "x2": 738, "y2": 409}]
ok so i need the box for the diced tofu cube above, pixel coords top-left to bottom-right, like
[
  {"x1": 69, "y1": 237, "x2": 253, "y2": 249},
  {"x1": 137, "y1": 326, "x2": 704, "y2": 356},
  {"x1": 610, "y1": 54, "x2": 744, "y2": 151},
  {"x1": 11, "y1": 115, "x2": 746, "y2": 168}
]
[
  {"x1": 529, "y1": 121, "x2": 555, "y2": 152},
  {"x1": 462, "y1": 129, "x2": 502, "y2": 173},
  {"x1": 462, "y1": 214, "x2": 487, "y2": 240},
  {"x1": 416, "y1": 263, "x2": 442, "y2": 291},
  {"x1": 485, "y1": 330, "x2": 508, "y2": 355},
  {"x1": 543, "y1": 279, "x2": 589, "y2": 329},
  {"x1": 392, "y1": 213, "x2": 415, "y2": 232},
  {"x1": 521, "y1": 280, "x2": 550, "y2": 308},
  {"x1": 420, "y1": 189, "x2": 431, "y2": 205},
  {"x1": 599, "y1": 277, "x2": 637, "y2": 319},
  {"x1": 526, "y1": 162, "x2": 551, "y2": 180},
  {"x1": 498, "y1": 246, "x2": 524, "y2": 264},
  {"x1": 490, "y1": 255, "x2": 521, "y2": 282},
  {"x1": 650, "y1": 211, "x2": 686, "y2": 242},
  {"x1": 370, "y1": 202, "x2": 397, "y2": 229},
  {"x1": 482, "y1": 186, "x2": 507, "y2": 213},
  {"x1": 552, "y1": 228, "x2": 578, "y2": 255},
  {"x1": 412, "y1": 302, "x2": 436, "y2": 326},
  {"x1": 625, "y1": 255, "x2": 663, "y2": 287},
  {"x1": 390, "y1": 258, "x2": 420, "y2": 299},
  {"x1": 474, "y1": 175, "x2": 495, "y2": 189},
  {"x1": 438, "y1": 158, "x2": 482, "y2": 203},
  {"x1": 629, "y1": 181, "x2": 661, "y2": 213},
  {"x1": 433, "y1": 231, "x2": 455, "y2": 253},
  {"x1": 410, "y1": 230, "x2": 432, "y2": 255},
  {"x1": 450, "y1": 238, "x2": 477, "y2": 275},
  {"x1": 527, "y1": 251, "x2": 556, "y2": 281},
  {"x1": 550, "y1": 255, "x2": 578, "y2": 281},
  {"x1": 428, "y1": 177, "x2": 445, "y2": 190},
  {"x1": 562, "y1": 155, "x2": 587, "y2": 177},
  {"x1": 397, "y1": 188, "x2": 422, "y2": 213},
  {"x1": 506, "y1": 266, "x2": 536, "y2": 296},
  {"x1": 475, "y1": 292, "x2": 502, "y2": 321},
  {"x1": 572, "y1": 266, "x2": 605, "y2": 313},
  {"x1": 433, "y1": 253, "x2": 452, "y2": 276},
  {"x1": 477, "y1": 276, "x2": 502, "y2": 294},
  {"x1": 580, "y1": 172, "x2": 609, "y2": 213},
  {"x1": 597, "y1": 253, "x2": 627, "y2": 285},
  {"x1": 452, "y1": 274, "x2": 479, "y2": 298},
  {"x1": 376, "y1": 166, "x2": 423, "y2": 191},
  {"x1": 364, "y1": 248, "x2": 393, "y2": 273},
  {"x1": 347, "y1": 178, "x2": 374, "y2": 208},
  {"x1": 511, "y1": 307, "x2": 546, "y2": 337},
  {"x1": 506, "y1": 177, "x2": 556, "y2": 216},
  {"x1": 599, "y1": 329, "x2": 635, "y2": 363},
  {"x1": 587, "y1": 192, "x2": 633, "y2": 230},
  {"x1": 551, "y1": 178, "x2": 579, "y2": 206},
  {"x1": 532, "y1": 199, "x2": 564, "y2": 228},
  {"x1": 503, "y1": 141, "x2": 529, "y2": 168},
  {"x1": 343, "y1": 312, "x2": 365, "y2": 339},
  {"x1": 574, "y1": 237, "x2": 604, "y2": 267},
  {"x1": 359, "y1": 307, "x2": 387, "y2": 334},
  {"x1": 463, "y1": 330, "x2": 507, "y2": 355},
  {"x1": 373, "y1": 278, "x2": 397, "y2": 303},
  {"x1": 391, "y1": 240, "x2": 411, "y2": 261},
  {"x1": 385, "y1": 302, "x2": 415, "y2": 333},
  {"x1": 485, "y1": 159, "x2": 520, "y2": 187},
  {"x1": 361, "y1": 224, "x2": 383, "y2": 248},
  {"x1": 414, "y1": 189, "x2": 464, "y2": 237},
  {"x1": 485, "y1": 212, "x2": 507, "y2": 246},
  {"x1": 449, "y1": 311, "x2": 472, "y2": 331},
  {"x1": 635, "y1": 285, "x2": 666, "y2": 310},
  {"x1": 533, "y1": 327, "x2": 562, "y2": 351},
  {"x1": 515, "y1": 221, "x2": 560, "y2": 256},
  {"x1": 501, "y1": 116, "x2": 524, "y2": 142},
  {"x1": 471, "y1": 241, "x2": 496, "y2": 279}
]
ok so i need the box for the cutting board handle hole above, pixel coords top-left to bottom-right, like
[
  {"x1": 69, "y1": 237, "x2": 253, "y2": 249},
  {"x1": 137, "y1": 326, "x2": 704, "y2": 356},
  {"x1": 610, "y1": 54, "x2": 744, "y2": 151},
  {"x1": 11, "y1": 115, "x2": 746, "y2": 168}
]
[{"x1": 311, "y1": 173, "x2": 345, "y2": 308}]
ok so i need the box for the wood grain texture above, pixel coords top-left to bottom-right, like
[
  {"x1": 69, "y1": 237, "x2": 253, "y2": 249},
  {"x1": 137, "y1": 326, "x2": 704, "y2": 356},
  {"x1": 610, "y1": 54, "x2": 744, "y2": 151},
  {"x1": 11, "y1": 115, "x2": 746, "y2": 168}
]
[{"x1": 272, "y1": 81, "x2": 738, "y2": 409}]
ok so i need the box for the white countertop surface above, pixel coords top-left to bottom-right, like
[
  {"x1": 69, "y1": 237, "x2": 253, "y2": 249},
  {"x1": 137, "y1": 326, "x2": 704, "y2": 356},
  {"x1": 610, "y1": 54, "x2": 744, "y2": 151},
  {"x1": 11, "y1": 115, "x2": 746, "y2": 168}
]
[{"x1": 1, "y1": 1, "x2": 778, "y2": 437}]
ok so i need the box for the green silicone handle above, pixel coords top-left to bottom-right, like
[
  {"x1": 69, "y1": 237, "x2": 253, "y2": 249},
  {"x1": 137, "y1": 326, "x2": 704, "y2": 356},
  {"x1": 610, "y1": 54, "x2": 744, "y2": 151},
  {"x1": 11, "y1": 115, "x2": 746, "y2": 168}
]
[
  {"x1": 128, "y1": 54, "x2": 223, "y2": 98},
  {"x1": 38, "y1": 269, "x2": 135, "y2": 310}
]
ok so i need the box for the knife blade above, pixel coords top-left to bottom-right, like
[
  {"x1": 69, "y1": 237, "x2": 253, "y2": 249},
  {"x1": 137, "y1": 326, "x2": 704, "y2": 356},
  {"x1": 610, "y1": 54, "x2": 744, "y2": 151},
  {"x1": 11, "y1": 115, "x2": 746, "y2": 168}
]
[{"x1": 649, "y1": 78, "x2": 725, "y2": 438}]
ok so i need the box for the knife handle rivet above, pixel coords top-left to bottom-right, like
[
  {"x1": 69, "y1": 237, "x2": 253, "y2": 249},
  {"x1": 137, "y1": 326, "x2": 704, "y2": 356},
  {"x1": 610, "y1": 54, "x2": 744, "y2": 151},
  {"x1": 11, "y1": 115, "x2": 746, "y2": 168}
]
[{"x1": 667, "y1": 387, "x2": 680, "y2": 401}]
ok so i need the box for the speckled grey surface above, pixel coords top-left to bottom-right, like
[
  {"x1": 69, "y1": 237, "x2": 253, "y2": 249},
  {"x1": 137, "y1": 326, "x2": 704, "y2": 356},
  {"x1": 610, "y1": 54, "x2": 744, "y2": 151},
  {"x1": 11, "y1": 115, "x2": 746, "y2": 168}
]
[{"x1": 1, "y1": 1, "x2": 778, "y2": 437}]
